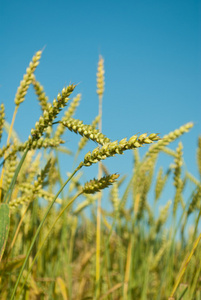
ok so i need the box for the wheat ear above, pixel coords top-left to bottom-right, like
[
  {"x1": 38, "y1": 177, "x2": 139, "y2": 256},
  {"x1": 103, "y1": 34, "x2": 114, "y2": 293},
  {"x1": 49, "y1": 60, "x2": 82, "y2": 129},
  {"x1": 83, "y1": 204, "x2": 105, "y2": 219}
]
[
  {"x1": 83, "y1": 174, "x2": 119, "y2": 194},
  {"x1": 96, "y1": 55, "x2": 105, "y2": 297},
  {"x1": 146, "y1": 122, "x2": 193, "y2": 158},
  {"x1": 54, "y1": 94, "x2": 81, "y2": 138},
  {"x1": 15, "y1": 51, "x2": 42, "y2": 107},
  {"x1": 58, "y1": 117, "x2": 110, "y2": 145},
  {"x1": 32, "y1": 76, "x2": 49, "y2": 111},
  {"x1": 173, "y1": 142, "x2": 183, "y2": 217},
  {"x1": 83, "y1": 133, "x2": 160, "y2": 167},
  {"x1": 28, "y1": 84, "x2": 75, "y2": 145}
]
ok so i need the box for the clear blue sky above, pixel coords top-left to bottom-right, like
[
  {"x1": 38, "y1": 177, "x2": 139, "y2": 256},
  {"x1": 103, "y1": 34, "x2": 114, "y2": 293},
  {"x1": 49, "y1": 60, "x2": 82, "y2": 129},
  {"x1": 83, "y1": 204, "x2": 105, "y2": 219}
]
[{"x1": 1, "y1": 0, "x2": 200, "y2": 208}]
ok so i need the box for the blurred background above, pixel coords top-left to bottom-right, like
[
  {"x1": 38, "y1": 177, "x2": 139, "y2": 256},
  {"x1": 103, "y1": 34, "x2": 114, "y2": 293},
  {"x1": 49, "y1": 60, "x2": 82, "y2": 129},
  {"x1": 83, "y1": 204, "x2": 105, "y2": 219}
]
[{"x1": 1, "y1": 0, "x2": 200, "y2": 209}]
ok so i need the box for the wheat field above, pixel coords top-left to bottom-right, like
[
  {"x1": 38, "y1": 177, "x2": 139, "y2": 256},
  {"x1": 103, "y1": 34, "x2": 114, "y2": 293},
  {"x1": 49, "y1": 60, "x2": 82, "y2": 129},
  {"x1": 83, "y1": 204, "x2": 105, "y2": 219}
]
[{"x1": 0, "y1": 51, "x2": 200, "y2": 300}]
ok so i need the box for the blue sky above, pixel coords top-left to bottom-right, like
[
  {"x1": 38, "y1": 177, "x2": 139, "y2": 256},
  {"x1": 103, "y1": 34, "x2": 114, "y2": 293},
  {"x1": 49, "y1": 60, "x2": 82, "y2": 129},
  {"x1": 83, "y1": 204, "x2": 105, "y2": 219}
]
[{"x1": 1, "y1": 0, "x2": 200, "y2": 209}]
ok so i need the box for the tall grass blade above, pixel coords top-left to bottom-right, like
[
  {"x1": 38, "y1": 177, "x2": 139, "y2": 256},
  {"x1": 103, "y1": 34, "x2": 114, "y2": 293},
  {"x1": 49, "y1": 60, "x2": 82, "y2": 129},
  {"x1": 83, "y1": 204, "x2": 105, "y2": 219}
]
[{"x1": 0, "y1": 204, "x2": 10, "y2": 262}]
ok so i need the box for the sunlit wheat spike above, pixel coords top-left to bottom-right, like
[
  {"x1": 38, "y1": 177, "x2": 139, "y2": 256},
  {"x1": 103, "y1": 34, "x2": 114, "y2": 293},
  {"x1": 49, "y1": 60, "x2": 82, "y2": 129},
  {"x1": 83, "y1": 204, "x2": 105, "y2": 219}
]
[
  {"x1": 133, "y1": 148, "x2": 140, "y2": 167},
  {"x1": 60, "y1": 117, "x2": 110, "y2": 145},
  {"x1": 17, "y1": 152, "x2": 41, "y2": 185},
  {"x1": 10, "y1": 187, "x2": 64, "y2": 207},
  {"x1": 136, "y1": 194, "x2": 150, "y2": 222},
  {"x1": 155, "y1": 200, "x2": 171, "y2": 234},
  {"x1": 73, "y1": 194, "x2": 97, "y2": 214},
  {"x1": 173, "y1": 142, "x2": 183, "y2": 217},
  {"x1": 85, "y1": 219, "x2": 95, "y2": 243},
  {"x1": 9, "y1": 195, "x2": 29, "y2": 208},
  {"x1": 146, "y1": 122, "x2": 194, "y2": 158},
  {"x1": 30, "y1": 137, "x2": 64, "y2": 150},
  {"x1": 155, "y1": 167, "x2": 170, "y2": 202},
  {"x1": 133, "y1": 154, "x2": 157, "y2": 214},
  {"x1": 9, "y1": 159, "x2": 52, "y2": 208},
  {"x1": 96, "y1": 56, "x2": 105, "y2": 97},
  {"x1": 37, "y1": 190, "x2": 62, "y2": 205},
  {"x1": 110, "y1": 182, "x2": 120, "y2": 213},
  {"x1": 32, "y1": 76, "x2": 49, "y2": 111},
  {"x1": 83, "y1": 174, "x2": 119, "y2": 194},
  {"x1": 0, "y1": 104, "x2": 5, "y2": 142},
  {"x1": 145, "y1": 202, "x2": 155, "y2": 226},
  {"x1": 162, "y1": 147, "x2": 177, "y2": 157},
  {"x1": 187, "y1": 186, "x2": 201, "y2": 216},
  {"x1": 155, "y1": 167, "x2": 164, "y2": 202},
  {"x1": 28, "y1": 84, "x2": 75, "y2": 145},
  {"x1": 3, "y1": 152, "x2": 17, "y2": 192},
  {"x1": 77, "y1": 115, "x2": 100, "y2": 154},
  {"x1": 7, "y1": 138, "x2": 64, "y2": 159},
  {"x1": 173, "y1": 142, "x2": 183, "y2": 189},
  {"x1": 65, "y1": 93, "x2": 81, "y2": 119},
  {"x1": 186, "y1": 171, "x2": 200, "y2": 186},
  {"x1": 3, "y1": 121, "x2": 21, "y2": 144},
  {"x1": 39, "y1": 159, "x2": 52, "y2": 183},
  {"x1": 54, "y1": 94, "x2": 81, "y2": 138},
  {"x1": 15, "y1": 50, "x2": 42, "y2": 106},
  {"x1": 83, "y1": 133, "x2": 160, "y2": 166}
]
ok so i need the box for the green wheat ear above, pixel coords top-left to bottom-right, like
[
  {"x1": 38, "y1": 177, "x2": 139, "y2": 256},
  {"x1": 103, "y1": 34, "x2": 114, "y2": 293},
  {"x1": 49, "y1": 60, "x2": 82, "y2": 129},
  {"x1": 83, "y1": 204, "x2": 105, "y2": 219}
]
[
  {"x1": 9, "y1": 159, "x2": 52, "y2": 208},
  {"x1": 146, "y1": 122, "x2": 194, "y2": 158},
  {"x1": 28, "y1": 84, "x2": 76, "y2": 146},
  {"x1": 83, "y1": 133, "x2": 160, "y2": 167},
  {"x1": 83, "y1": 174, "x2": 119, "y2": 194},
  {"x1": 187, "y1": 185, "x2": 201, "y2": 216},
  {"x1": 15, "y1": 51, "x2": 42, "y2": 107},
  {"x1": 32, "y1": 76, "x2": 49, "y2": 111},
  {"x1": 96, "y1": 56, "x2": 105, "y2": 97},
  {"x1": 77, "y1": 115, "x2": 100, "y2": 154},
  {"x1": 54, "y1": 93, "x2": 82, "y2": 139},
  {"x1": 59, "y1": 117, "x2": 110, "y2": 145},
  {"x1": 173, "y1": 142, "x2": 183, "y2": 217},
  {"x1": 154, "y1": 167, "x2": 170, "y2": 203},
  {"x1": 3, "y1": 152, "x2": 17, "y2": 193}
]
